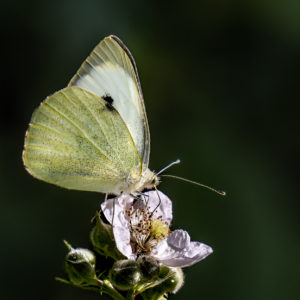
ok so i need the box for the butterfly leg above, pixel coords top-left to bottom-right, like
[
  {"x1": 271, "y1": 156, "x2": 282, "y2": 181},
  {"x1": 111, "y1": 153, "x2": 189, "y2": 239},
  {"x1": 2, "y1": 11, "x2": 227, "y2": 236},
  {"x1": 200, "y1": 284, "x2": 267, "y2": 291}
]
[{"x1": 151, "y1": 186, "x2": 162, "y2": 217}]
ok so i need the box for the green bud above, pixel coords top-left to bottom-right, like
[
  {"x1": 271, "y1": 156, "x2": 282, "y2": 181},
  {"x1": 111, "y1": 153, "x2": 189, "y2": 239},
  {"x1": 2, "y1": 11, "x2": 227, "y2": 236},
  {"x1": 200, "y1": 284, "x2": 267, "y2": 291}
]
[
  {"x1": 109, "y1": 259, "x2": 142, "y2": 291},
  {"x1": 159, "y1": 266, "x2": 184, "y2": 294},
  {"x1": 137, "y1": 255, "x2": 160, "y2": 281},
  {"x1": 90, "y1": 212, "x2": 124, "y2": 260},
  {"x1": 141, "y1": 266, "x2": 184, "y2": 299},
  {"x1": 64, "y1": 241, "x2": 97, "y2": 285}
]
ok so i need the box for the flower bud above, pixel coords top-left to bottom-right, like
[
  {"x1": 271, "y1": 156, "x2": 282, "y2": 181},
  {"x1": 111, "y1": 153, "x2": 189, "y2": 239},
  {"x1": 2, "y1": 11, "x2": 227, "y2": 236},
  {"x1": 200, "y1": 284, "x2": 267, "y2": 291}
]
[
  {"x1": 140, "y1": 265, "x2": 184, "y2": 299},
  {"x1": 90, "y1": 212, "x2": 124, "y2": 260},
  {"x1": 109, "y1": 259, "x2": 142, "y2": 291},
  {"x1": 137, "y1": 255, "x2": 160, "y2": 281},
  {"x1": 64, "y1": 241, "x2": 97, "y2": 285},
  {"x1": 159, "y1": 266, "x2": 184, "y2": 294}
]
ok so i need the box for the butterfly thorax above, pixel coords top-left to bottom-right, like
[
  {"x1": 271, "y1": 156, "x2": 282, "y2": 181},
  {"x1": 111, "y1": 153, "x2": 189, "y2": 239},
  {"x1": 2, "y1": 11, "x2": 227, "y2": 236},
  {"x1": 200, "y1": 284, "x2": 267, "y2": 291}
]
[{"x1": 121, "y1": 168, "x2": 160, "y2": 195}]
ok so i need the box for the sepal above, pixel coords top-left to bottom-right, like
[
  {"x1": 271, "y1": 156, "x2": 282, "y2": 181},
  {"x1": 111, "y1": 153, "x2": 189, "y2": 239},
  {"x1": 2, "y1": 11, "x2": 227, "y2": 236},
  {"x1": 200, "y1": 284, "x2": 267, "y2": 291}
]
[
  {"x1": 63, "y1": 240, "x2": 97, "y2": 285},
  {"x1": 90, "y1": 211, "x2": 124, "y2": 260}
]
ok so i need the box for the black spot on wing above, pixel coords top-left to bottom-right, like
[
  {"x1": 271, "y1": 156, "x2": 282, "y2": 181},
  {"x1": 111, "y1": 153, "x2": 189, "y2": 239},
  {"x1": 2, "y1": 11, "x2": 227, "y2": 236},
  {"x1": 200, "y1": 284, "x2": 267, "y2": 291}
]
[
  {"x1": 105, "y1": 102, "x2": 114, "y2": 111},
  {"x1": 103, "y1": 94, "x2": 114, "y2": 104}
]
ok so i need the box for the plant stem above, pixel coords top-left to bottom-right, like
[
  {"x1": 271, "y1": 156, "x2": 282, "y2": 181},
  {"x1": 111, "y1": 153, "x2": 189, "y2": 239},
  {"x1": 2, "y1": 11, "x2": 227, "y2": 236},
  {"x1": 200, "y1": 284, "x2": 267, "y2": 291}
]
[
  {"x1": 56, "y1": 277, "x2": 124, "y2": 300},
  {"x1": 102, "y1": 279, "x2": 125, "y2": 300},
  {"x1": 125, "y1": 289, "x2": 135, "y2": 300}
]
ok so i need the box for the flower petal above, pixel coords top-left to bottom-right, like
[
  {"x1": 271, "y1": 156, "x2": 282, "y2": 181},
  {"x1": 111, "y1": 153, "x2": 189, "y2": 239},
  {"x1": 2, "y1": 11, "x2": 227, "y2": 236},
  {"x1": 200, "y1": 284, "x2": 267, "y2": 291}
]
[
  {"x1": 101, "y1": 194, "x2": 135, "y2": 259},
  {"x1": 151, "y1": 229, "x2": 213, "y2": 268},
  {"x1": 101, "y1": 194, "x2": 132, "y2": 227},
  {"x1": 139, "y1": 190, "x2": 173, "y2": 225},
  {"x1": 167, "y1": 229, "x2": 190, "y2": 249},
  {"x1": 113, "y1": 225, "x2": 136, "y2": 260}
]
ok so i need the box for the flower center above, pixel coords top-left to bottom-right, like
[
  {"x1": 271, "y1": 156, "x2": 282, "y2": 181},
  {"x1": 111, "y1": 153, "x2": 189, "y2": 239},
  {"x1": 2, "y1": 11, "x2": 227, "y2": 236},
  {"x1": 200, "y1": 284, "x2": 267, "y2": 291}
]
[{"x1": 125, "y1": 200, "x2": 170, "y2": 255}]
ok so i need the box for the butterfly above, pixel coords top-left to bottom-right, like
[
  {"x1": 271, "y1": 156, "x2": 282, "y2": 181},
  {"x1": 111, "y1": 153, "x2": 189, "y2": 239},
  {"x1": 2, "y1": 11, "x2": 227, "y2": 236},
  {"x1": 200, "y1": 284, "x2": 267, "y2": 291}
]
[{"x1": 23, "y1": 35, "x2": 160, "y2": 195}]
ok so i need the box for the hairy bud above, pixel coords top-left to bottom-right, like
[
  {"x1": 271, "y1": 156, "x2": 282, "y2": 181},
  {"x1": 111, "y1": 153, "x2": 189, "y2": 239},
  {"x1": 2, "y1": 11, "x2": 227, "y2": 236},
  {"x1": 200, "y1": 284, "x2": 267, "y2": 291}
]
[
  {"x1": 140, "y1": 265, "x2": 184, "y2": 299},
  {"x1": 64, "y1": 241, "x2": 97, "y2": 285},
  {"x1": 137, "y1": 255, "x2": 160, "y2": 281},
  {"x1": 109, "y1": 259, "x2": 142, "y2": 291}
]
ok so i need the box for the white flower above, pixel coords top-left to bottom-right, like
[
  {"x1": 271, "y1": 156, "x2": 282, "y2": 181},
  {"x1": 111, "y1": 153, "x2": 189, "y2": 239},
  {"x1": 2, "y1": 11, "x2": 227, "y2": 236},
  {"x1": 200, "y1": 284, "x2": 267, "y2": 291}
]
[{"x1": 101, "y1": 190, "x2": 213, "y2": 268}]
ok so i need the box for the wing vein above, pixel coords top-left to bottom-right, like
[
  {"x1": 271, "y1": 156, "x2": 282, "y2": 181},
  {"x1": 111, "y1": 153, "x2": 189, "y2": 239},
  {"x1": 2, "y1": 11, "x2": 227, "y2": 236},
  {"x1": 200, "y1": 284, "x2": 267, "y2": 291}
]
[
  {"x1": 25, "y1": 152, "x2": 121, "y2": 175},
  {"x1": 43, "y1": 101, "x2": 113, "y2": 163},
  {"x1": 29, "y1": 122, "x2": 67, "y2": 138},
  {"x1": 81, "y1": 90, "x2": 128, "y2": 170},
  {"x1": 49, "y1": 92, "x2": 114, "y2": 160},
  {"x1": 70, "y1": 89, "x2": 117, "y2": 154}
]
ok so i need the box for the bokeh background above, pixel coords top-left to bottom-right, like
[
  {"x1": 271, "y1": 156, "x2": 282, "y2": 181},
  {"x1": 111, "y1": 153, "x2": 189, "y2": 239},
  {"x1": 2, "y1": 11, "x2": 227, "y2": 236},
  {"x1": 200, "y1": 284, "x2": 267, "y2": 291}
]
[{"x1": 1, "y1": 1, "x2": 300, "y2": 299}]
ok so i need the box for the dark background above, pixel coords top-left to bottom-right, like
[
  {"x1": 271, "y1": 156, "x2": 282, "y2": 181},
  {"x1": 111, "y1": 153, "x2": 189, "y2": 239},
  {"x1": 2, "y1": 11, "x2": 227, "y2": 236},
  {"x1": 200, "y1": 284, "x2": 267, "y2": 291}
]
[{"x1": 1, "y1": 1, "x2": 299, "y2": 299}]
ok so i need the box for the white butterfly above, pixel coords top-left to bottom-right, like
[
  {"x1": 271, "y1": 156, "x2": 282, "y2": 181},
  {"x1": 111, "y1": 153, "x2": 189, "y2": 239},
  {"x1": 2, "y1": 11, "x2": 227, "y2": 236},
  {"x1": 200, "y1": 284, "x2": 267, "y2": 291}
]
[{"x1": 23, "y1": 35, "x2": 160, "y2": 195}]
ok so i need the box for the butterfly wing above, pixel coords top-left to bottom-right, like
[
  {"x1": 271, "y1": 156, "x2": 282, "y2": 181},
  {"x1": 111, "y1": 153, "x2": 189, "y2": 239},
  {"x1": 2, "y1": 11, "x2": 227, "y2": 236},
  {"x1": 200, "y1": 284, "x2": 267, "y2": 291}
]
[
  {"x1": 68, "y1": 35, "x2": 150, "y2": 171},
  {"x1": 23, "y1": 86, "x2": 142, "y2": 193}
]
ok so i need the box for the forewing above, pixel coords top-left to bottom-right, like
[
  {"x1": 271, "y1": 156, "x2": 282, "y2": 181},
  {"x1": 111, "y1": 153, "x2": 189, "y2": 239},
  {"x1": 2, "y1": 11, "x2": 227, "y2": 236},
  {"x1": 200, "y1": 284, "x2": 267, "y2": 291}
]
[
  {"x1": 23, "y1": 86, "x2": 142, "y2": 193},
  {"x1": 68, "y1": 35, "x2": 150, "y2": 169}
]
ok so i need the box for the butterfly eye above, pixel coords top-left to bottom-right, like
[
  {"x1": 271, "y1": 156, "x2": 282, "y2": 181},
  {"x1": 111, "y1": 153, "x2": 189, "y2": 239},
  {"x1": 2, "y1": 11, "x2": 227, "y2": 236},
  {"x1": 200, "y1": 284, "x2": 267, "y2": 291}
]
[{"x1": 151, "y1": 176, "x2": 160, "y2": 186}]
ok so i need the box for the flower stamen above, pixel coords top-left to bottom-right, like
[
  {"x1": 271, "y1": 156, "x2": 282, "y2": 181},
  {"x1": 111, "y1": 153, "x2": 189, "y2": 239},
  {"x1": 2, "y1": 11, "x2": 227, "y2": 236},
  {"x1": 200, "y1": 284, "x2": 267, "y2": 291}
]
[{"x1": 126, "y1": 200, "x2": 170, "y2": 255}]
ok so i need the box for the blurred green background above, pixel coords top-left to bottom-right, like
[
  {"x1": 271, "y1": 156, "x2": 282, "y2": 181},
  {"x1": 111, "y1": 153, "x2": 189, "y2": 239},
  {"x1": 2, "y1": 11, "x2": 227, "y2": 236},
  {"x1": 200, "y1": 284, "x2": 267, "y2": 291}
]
[{"x1": 1, "y1": 1, "x2": 299, "y2": 299}]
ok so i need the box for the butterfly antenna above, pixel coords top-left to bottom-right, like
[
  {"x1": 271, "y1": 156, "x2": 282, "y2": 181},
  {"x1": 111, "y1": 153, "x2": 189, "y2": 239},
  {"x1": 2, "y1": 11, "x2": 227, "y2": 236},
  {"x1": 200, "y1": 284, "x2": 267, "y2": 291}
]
[
  {"x1": 161, "y1": 174, "x2": 226, "y2": 196},
  {"x1": 157, "y1": 159, "x2": 181, "y2": 175}
]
